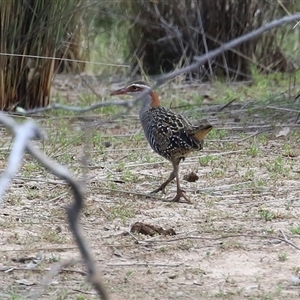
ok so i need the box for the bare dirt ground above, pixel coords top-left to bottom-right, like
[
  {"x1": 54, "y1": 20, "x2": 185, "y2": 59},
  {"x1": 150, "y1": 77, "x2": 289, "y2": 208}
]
[{"x1": 1, "y1": 76, "x2": 300, "y2": 299}]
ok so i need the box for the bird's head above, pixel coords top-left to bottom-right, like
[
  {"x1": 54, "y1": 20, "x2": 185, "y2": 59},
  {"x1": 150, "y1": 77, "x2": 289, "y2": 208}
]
[{"x1": 110, "y1": 81, "x2": 160, "y2": 107}]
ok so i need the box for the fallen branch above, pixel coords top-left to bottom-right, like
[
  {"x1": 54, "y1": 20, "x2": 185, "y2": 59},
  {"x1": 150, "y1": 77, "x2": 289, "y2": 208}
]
[
  {"x1": 0, "y1": 265, "x2": 87, "y2": 276},
  {"x1": 266, "y1": 105, "x2": 300, "y2": 114},
  {"x1": 279, "y1": 229, "x2": 300, "y2": 251},
  {"x1": 106, "y1": 262, "x2": 183, "y2": 267},
  {"x1": 136, "y1": 232, "x2": 300, "y2": 251}
]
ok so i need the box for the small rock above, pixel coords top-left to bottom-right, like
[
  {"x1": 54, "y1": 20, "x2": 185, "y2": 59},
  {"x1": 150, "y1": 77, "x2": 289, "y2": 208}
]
[
  {"x1": 103, "y1": 141, "x2": 112, "y2": 148},
  {"x1": 290, "y1": 275, "x2": 300, "y2": 285}
]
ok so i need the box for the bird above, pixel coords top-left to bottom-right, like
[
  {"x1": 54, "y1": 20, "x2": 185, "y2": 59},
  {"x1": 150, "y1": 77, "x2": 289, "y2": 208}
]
[{"x1": 110, "y1": 81, "x2": 212, "y2": 202}]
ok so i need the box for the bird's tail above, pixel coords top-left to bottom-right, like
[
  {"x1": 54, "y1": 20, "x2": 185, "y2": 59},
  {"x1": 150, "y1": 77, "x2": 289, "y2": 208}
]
[{"x1": 190, "y1": 120, "x2": 213, "y2": 141}]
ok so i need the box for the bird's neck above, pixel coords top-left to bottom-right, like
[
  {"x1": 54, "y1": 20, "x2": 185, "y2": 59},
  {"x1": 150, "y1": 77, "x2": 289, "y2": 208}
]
[
  {"x1": 150, "y1": 91, "x2": 160, "y2": 107},
  {"x1": 139, "y1": 91, "x2": 160, "y2": 119}
]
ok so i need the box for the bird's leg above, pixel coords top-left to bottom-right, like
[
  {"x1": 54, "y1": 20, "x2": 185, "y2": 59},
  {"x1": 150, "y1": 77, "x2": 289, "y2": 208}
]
[
  {"x1": 171, "y1": 161, "x2": 190, "y2": 203},
  {"x1": 150, "y1": 169, "x2": 176, "y2": 194},
  {"x1": 151, "y1": 160, "x2": 190, "y2": 203}
]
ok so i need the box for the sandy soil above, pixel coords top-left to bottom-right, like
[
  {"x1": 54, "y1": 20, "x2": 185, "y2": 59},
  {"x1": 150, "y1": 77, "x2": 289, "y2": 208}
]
[{"x1": 0, "y1": 77, "x2": 300, "y2": 299}]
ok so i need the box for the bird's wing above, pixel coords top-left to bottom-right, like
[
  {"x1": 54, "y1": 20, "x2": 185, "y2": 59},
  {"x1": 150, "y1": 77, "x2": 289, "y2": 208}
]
[
  {"x1": 170, "y1": 113, "x2": 212, "y2": 144},
  {"x1": 148, "y1": 109, "x2": 201, "y2": 155}
]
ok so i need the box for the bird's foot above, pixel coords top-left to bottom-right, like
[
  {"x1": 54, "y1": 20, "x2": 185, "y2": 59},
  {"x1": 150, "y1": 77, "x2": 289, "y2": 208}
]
[
  {"x1": 150, "y1": 186, "x2": 166, "y2": 195},
  {"x1": 171, "y1": 189, "x2": 191, "y2": 203}
]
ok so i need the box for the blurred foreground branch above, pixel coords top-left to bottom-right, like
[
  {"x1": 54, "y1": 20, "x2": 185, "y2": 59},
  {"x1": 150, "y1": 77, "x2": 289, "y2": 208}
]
[
  {"x1": 0, "y1": 113, "x2": 109, "y2": 300},
  {"x1": 0, "y1": 117, "x2": 42, "y2": 203}
]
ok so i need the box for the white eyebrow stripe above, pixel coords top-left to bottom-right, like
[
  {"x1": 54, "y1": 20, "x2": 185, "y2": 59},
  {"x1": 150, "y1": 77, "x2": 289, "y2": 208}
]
[{"x1": 129, "y1": 83, "x2": 150, "y2": 89}]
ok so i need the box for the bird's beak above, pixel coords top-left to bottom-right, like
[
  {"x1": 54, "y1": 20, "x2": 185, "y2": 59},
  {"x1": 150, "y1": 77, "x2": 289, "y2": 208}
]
[{"x1": 110, "y1": 88, "x2": 127, "y2": 96}]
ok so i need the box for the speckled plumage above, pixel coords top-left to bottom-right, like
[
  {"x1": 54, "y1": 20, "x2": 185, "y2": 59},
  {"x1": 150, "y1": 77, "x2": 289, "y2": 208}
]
[
  {"x1": 110, "y1": 82, "x2": 212, "y2": 202},
  {"x1": 140, "y1": 106, "x2": 204, "y2": 162}
]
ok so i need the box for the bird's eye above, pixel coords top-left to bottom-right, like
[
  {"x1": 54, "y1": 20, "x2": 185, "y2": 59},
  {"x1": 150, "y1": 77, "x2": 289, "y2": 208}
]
[{"x1": 132, "y1": 86, "x2": 138, "y2": 91}]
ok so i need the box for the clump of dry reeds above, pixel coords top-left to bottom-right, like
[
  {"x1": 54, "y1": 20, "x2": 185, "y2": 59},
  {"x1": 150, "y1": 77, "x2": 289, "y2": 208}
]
[
  {"x1": 122, "y1": 0, "x2": 299, "y2": 80},
  {"x1": 0, "y1": 0, "x2": 88, "y2": 110}
]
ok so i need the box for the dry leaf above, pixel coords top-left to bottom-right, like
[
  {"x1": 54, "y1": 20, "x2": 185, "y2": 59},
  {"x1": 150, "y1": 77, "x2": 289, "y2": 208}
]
[
  {"x1": 202, "y1": 94, "x2": 214, "y2": 104},
  {"x1": 131, "y1": 222, "x2": 176, "y2": 236},
  {"x1": 15, "y1": 279, "x2": 35, "y2": 286},
  {"x1": 276, "y1": 127, "x2": 290, "y2": 137},
  {"x1": 183, "y1": 171, "x2": 199, "y2": 182}
]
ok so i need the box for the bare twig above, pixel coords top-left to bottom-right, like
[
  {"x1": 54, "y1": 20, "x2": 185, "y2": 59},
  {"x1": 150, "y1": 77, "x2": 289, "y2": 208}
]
[
  {"x1": 1, "y1": 261, "x2": 87, "y2": 276},
  {"x1": 106, "y1": 262, "x2": 183, "y2": 267},
  {"x1": 195, "y1": 4, "x2": 213, "y2": 77},
  {"x1": 218, "y1": 99, "x2": 237, "y2": 112},
  {"x1": 0, "y1": 113, "x2": 109, "y2": 300},
  {"x1": 279, "y1": 230, "x2": 300, "y2": 251},
  {"x1": 266, "y1": 105, "x2": 300, "y2": 114},
  {"x1": 154, "y1": 14, "x2": 300, "y2": 86},
  {"x1": 236, "y1": 129, "x2": 270, "y2": 142},
  {"x1": 17, "y1": 99, "x2": 134, "y2": 115},
  {"x1": 0, "y1": 246, "x2": 79, "y2": 252},
  {"x1": 136, "y1": 232, "x2": 300, "y2": 251}
]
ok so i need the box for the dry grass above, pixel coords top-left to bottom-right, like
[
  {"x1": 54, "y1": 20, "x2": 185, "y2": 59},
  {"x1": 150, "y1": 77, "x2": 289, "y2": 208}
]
[{"x1": 0, "y1": 75, "x2": 300, "y2": 299}]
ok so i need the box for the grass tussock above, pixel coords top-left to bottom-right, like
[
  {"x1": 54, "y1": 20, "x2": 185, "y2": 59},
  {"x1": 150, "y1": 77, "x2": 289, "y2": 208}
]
[{"x1": 0, "y1": 0, "x2": 88, "y2": 110}]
